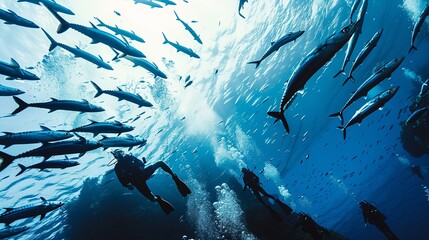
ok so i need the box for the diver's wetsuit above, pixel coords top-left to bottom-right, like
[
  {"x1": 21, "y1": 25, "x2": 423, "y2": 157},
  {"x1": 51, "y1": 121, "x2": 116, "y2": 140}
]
[
  {"x1": 360, "y1": 202, "x2": 400, "y2": 240},
  {"x1": 298, "y1": 213, "x2": 323, "y2": 240},
  {"x1": 114, "y1": 154, "x2": 174, "y2": 201},
  {"x1": 243, "y1": 169, "x2": 277, "y2": 207}
]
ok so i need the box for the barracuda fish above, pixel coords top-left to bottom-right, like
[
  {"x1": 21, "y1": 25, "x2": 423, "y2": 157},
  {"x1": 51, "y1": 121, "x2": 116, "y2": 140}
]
[
  {"x1": 90, "y1": 81, "x2": 153, "y2": 107},
  {"x1": 162, "y1": 32, "x2": 200, "y2": 58},
  {"x1": 0, "y1": 8, "x2": 38, "y2": 28},
  {"x1": 124, "y1": 55, "x2": 167, "y2": 79},
  {"x1": 0, "y1": 84, "x2": 25, "y2": 96},
  {"x1": 42, "y1": 29, "x2": 113, "y2": 70},
  {"x1": 329, "y1": 56, "x2": 404, "y2": 124},
  {"x1": 134, "y1": 0, "x2": 163, "y2": 8},
  {"x1": 0, "y1": 58, "x2": 39, "y2": 80},
  {"x1": 16, "y1": 158, "x2": 80, "y2": 176},
  {"x1": 174, "y1": 11, "x2": 202, "y2": 44},
  {"x1": 238, "y1": 0, "x2": 248, "y2": 19},
  {"x1": 69, "y1": 120, "x2": 134, "y2": 137},
  {"x1": 405, "y1": 107, "x2": 428, "y2": 126},
  {"x1": 0, "y1": 126, "x2": 73, "y2": 149},
  {"x1": 99, "y1": 134, "x2": 147, "y2": 150},
  {"x1": 0, "y1": 137, "x2": 101, "y2": 172},
  {"x1": 248, "y1": 30, "x2": 304, "y2": 68},
  {"x1": 45, "y1": 6, "x2": 145, "y2": 59},
  {"x1": 338, "y1": 86, "x2": 399, "y2": 140},
  {"x1": 0, "y1": 197, "x2": 63, "y2": 226},
  {"x1": 18, "y1": 0, "x2": 74, "y2": 15},
  {"x1": 267, "y1": 20, "x2": 360, "y2": 133},
  {"x1": 409, "y1": 4, "x2": 429, "y2": 53},
  {"x1": 0, "y1": 226, "x2": 29, "y2": 239},
  {"x1": 333, "y1": 0, "x2": 368, "y2": 78},
  {"x1": 94, "y1": 17, "x2": 145, "y2": 43},
  {"x1": 344, "y1": 29, "x2": 383, "y2": 85},
  {"x1": 12, "y1": 96, "x2": 105, "y2": 115}
]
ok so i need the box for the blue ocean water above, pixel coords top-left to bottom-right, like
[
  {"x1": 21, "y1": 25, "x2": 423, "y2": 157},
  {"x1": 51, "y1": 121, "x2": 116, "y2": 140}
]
[{"x1": 0, "y1": 0, "x2": 428, "y2": 239}]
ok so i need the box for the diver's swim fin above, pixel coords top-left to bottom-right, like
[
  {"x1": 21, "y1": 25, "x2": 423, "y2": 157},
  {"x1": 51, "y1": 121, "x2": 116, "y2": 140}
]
[
  {"x1": 172, "y1": 174, "x2": 191, "y2": 197},
  {"x1": 275, "y1": 199, "x2": 292, "y2": 215},
  {"x1": 155, "y1": 195, "x2": 174, "y2": 214}
]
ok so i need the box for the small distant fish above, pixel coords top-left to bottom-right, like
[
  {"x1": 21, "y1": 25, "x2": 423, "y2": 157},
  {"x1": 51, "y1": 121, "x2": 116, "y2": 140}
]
[
  {"x1": 174, "y1": 11, "x2": 202, "y2": 44},
  {"x1": 185, "y1": 75, "x2": 191, "y2": 83},
  {"x1": 419, "y1": 79, "x2": 429, "y2": 97},
  {"x1": 134, "y1": 0, "x2": 163, "y2": 8},
  {"x1": 16, "y1": 159, "x2": 80, "y2": 176},
  {"x1": 238, "y1": 0, "x2": 249, "y2": 19},
  {"x1": 0, "y1": 84, "x2": 25, "y2": 96},
  {"x1": 91, "y1": 81, "x2": 153, "y2": 107},
  {"x1": 184, "y1": 81, "x2": 193, "y2": 88},
  {"x1": 114, "y1": 11, "x2": 121, "y2": 16}
]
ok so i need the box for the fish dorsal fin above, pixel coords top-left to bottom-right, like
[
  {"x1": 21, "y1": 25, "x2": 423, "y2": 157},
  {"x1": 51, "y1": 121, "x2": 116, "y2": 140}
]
[
  {"x1": 89, "y1": 119, "x2": 98, "y2": 124},
  {"x1": 75, "y1": 133, "x2": 86, "y2": 142},
  {"x1": 99, "y1": 55, "x2": 104, "y2": 61},
  {"x1": 113, "y1": 120, "x2": 121, "y2": 125},
  {"x1": 51, "y1": 98, "x2": 59, "y2": 101},
  {"x1": 131, "y1": 30, "x2": 135, "y2": 34},
  {"x1": 81, "y1": 99, "x2": 89, "y2": 103},
  {"x1": 101, "y1": 134, "x2": 108, "y2": 140},
  {"x1": 271, "y1": 41, "x2": 275, "y2": 45},
  {"x1": 152, "y1": 62, "x2": 158, "y2": 68},
  {"x1": 10, "y1": 58, "x2": 20, "y2": 68},
  {"x1": 89, "y1": 22, "x2": 98, "y2": 29},
  {"x1": 4, "y1": 208, "x2": 14, "y2": 211},
  {"x1": 7, "y1": 9, "x2": 17, "y2": 15},
  {"x1": 3, "y1": 132, "x2": 13, "y2": 135},
  {"x1": 40, "y1": 126, "x2": 51, "y2": 131},
  {"x1": 65, "y1": 156, "x2": 69, "y2": 160},
  {"x1": 75, "y1": 45, "x2": 81, "y2": 49},
  {"x1": 116, "y1": 87, "x2": 123, "y2": 91},
  {"x1": 125, "y1": 134, "x2": 133, "y2": 138},
  {"x1": 121, "y1": 35, "x2": 130, "y2": 46},
  {"x1": 115, "y1": 24, "x2": 119, "y2": 28},
  {"x1": 40, "y1": 197, "x2": 47, "y2": 202}
]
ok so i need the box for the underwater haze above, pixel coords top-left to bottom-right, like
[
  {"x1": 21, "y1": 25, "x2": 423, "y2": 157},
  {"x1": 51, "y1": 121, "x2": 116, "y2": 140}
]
[{"x1": 0, "y1": 0, "x2": 429, "y2": 239}]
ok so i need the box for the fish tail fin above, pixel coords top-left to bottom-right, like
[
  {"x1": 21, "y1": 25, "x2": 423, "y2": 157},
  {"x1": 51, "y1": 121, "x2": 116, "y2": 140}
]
[
  {"x1": 342, "y1": 75, "x2": 354, "y2": 86},
  {"x1": 239, "y1": 11, "x2": 245, "y2": 19},
  {"x1": 16, "y1": 164, "x2": 27, "y2": 176},
  {"x1": 90, "y1": 81, "x2": 103, "y2": 98},
  {"x1": 12, "y1": 96, "x2": 29, "y2": 114},
  {"x1": 247, "y1": 60, "x2": 261, "y2": 69},
  {"x1": 44, "y1": 4, "x2": 70, "y2": 33},
  {"x1": 162, "y1": 32, "x2": 169, "y2": 44},
  {"x1": 409, "y1": 45, "x2": 417, "y2": 53},
  {"x1": 329, "y1": 111, "x2": 344, "y2": 125},
  {"x1": 0, "y1": 151, "x2": 15, "y2": 172},
  {"x1": 337, "y1": 126, "x2": 346, "y2": 140},
  {"x1": 267, "y1": 111, "x2": 290, "y2": 133},
  {"x1": 173, "y1": 11, "x2": 180, "y2": 21},
  {"x1": 41, "y1": 28, "x2": 58, "y2": 51},
  {"x1": 333, "y1": 69, "x2": 345, "y2": 78},
  {"x1": 94, "y1": 17, "x2": 105, "y2": 27}
]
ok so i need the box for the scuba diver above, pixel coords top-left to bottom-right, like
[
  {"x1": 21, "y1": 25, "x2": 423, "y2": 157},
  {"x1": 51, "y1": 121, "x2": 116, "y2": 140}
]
[
  {"x1": 241, "y1": 168, "x2": 292, "y2": 221},
  {"x1": 297, "y1": 212, "x2": 329, "y2": 240},
  {"x1": 359, "y1": 201, "x2": 400, "y2": 240},
  {"x1": 112, "y1": 150, "x2": 191, "y2": 214}
]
